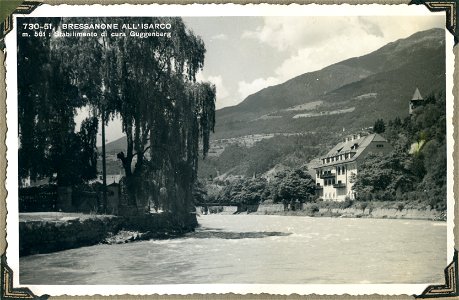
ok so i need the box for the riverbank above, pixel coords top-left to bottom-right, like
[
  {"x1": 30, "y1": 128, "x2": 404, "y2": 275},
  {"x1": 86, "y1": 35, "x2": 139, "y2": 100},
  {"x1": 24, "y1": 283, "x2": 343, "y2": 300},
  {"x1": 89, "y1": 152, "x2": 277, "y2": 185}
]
[
  {"x1": 200, "y1": 201, "x2": 446, "y2": 221},
  {"x1": 20, "y1": 201, "x2": 444, "y2": 256},
  {"x1": 19, "y1": 212, "x2": 198, "y2": 256},
  {"x1": 260, "y1": 205, "x2": 446, "y2": 221}
]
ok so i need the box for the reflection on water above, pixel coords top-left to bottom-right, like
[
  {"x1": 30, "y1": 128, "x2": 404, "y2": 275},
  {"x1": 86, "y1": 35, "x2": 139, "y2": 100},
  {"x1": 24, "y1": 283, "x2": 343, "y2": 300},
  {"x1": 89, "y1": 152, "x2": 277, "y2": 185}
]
[{"x1": 20, "y1": 215, "x2": 446, "y2": 285}]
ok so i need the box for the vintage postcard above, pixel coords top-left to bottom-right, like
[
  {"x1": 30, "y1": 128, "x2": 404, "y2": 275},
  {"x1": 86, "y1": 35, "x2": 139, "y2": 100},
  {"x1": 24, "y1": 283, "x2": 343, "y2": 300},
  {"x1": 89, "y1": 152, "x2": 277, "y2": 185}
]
[{"x1": 1, "y1": 2, "x2": 456, "y2": 298}]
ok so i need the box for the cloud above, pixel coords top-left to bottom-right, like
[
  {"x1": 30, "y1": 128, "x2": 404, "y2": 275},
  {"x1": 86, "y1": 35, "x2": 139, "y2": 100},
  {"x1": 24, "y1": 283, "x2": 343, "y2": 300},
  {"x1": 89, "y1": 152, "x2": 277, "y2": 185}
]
[
  {"x1": 242, "y1": 17, "x2": 353, "y2": 52},
  {"x1": 237, "y1": 76, "x2": 280, "y2": 101},
  {"x1": 242, "y1": 16, "x2": 443, "y2": 53},
  {"x1": 207, "y1": 75, "x2": 230, "y2": 99},
  {"x1": 211, "y1": 33, "x2": 228, "y2": 40},
  {"x1": 358, "y1": 17, "x2": 384, "y2": 38},
  {"x1": 235, "y1": 15, "x2": 444, "y2": 103},
  {"x1": 197, "y1": 73, "x2": 231, "y2": 109}
]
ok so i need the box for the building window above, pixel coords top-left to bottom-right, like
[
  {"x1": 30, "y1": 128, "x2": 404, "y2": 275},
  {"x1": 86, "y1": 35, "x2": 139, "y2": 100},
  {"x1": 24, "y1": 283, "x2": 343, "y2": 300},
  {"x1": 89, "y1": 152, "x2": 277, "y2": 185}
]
[
  {"x1": 327, "y1": 158, "x2": 330, "y2": 163},
  {"x1": 376, "y1": 144, "x2": 384, "y2": 148}
]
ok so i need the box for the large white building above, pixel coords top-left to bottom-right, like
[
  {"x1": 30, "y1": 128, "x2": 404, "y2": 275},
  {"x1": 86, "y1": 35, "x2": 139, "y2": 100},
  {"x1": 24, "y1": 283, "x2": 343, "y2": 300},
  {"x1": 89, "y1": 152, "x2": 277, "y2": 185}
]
[{"x1": 313, "y1": 133, "x2": 393, "y2": 201}]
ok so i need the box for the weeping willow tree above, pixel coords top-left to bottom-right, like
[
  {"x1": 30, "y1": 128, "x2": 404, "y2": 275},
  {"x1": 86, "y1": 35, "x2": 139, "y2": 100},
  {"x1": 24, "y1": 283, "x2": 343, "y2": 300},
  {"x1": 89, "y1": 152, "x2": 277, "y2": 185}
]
[
  {"x1": 18, "y1": 16, "x2": 215, "y2": 215},
  {"x1": 17, "y1": 17, "x2": 98, "y2": 186},
  {"x1": 145, "y1": 80, "x2": 216, "y2": 215},
  {"x1": 109, "y1": 17, "x2": 216, "y2": 215}
]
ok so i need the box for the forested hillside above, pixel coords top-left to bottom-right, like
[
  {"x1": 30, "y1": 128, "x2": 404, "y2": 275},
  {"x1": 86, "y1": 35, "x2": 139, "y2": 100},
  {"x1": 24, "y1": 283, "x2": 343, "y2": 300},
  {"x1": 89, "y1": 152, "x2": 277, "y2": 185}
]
[{"x1": 353, "y1": 92, "x2": 447, "y2": 210}]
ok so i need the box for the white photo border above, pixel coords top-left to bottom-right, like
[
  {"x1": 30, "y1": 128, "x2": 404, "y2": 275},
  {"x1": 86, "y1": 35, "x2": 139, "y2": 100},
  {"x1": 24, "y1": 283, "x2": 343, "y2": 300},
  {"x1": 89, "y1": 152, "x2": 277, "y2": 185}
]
[{"x1": 3, "y1": 3, "x2": 456, "y2": 297}]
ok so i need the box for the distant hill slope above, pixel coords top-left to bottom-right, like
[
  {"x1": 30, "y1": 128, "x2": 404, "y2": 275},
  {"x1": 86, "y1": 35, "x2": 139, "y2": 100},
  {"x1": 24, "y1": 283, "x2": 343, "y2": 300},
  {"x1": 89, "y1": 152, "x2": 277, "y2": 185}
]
[
  {"x1": 103, "y1": 135, "x2": 127, "y2": 153},
  {"x1": 213, "y1": 28, "x2": 445, "y2": 139}
]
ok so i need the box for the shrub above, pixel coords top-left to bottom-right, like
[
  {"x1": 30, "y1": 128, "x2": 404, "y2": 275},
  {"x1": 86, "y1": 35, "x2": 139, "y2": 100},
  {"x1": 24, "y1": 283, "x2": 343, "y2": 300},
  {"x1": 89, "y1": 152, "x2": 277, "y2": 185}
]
[
  {"x1": 340, "y1": 198, "x2": 353, "y2": 209},
  {"x1": 358, "y1": 202, "x2": 368, "y2": 211},
  {"x1": 304, "y1": 203, "x2": 320, "y2": 216},
  {"x1": 309, "y1": 203, "x2": 319, "y2": 213}
]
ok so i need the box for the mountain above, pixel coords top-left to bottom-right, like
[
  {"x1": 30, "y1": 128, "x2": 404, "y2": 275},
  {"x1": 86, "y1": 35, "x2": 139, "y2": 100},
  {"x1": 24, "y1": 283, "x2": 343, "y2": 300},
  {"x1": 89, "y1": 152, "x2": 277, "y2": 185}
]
[
  {"x1": 103, "y1": 135, "x2": 127, "y2": 154},
  {"x1": 213, "y1": 28, "x2": 445, "y2": 139},
  {"x1": 103, "y1": 28, "x2": 446, "y2": 178}
]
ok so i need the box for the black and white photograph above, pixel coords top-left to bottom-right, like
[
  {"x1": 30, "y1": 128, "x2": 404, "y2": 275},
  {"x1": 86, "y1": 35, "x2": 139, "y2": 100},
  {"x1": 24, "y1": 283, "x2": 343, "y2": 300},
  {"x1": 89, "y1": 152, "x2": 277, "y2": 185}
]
[{"x1": 3, "y1": 3, "x2": 455, "y2": 296}]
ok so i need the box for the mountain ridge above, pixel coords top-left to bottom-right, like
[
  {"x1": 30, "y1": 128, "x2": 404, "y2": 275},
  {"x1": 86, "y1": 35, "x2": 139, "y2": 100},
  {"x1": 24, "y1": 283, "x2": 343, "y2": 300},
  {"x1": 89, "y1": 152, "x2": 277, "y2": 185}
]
[
  {"x1": 213, "y1": 28, "x2": 445, "y2": 139},
  {"x1": 103, "y1": 28, "x2": 445, "y2": 152}
]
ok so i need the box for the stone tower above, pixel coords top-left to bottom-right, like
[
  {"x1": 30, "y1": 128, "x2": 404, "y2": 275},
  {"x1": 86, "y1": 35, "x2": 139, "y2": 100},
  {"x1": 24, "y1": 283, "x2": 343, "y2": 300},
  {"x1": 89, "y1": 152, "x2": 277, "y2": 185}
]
[{"x1": 409, "y1": 87, "x2": 423, "y2": 115}]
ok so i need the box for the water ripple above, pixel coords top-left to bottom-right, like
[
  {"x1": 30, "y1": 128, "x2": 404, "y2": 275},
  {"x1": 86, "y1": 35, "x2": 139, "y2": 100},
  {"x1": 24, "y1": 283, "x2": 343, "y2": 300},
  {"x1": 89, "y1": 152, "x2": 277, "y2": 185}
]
[{"x1": 186, "y1": 230, "x2": 291, "y2": 239}]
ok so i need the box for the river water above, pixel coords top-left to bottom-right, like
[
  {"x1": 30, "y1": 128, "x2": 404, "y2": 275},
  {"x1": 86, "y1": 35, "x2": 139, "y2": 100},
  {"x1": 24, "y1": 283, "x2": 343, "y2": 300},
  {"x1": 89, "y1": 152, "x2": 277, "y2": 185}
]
[{"x1": 20, "y1": 215, "x2": 446, "y2": 285}]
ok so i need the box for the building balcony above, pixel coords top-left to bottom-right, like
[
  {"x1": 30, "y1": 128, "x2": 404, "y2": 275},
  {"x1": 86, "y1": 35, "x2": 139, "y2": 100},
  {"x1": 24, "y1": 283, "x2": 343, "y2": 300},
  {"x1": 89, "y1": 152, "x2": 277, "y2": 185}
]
[
  {"x1": 320, "y1": 173, "x2": 335, "y2": 179},
  {"x1": 333, "y1": 182, "x2": 346, "y2": 188}
]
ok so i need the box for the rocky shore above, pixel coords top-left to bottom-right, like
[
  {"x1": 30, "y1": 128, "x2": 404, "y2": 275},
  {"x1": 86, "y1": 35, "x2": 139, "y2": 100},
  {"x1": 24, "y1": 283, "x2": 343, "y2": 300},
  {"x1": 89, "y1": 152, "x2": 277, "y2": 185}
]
[
  {"x1": 269, "y1": 206, "x2": 446, "y2": 221},
  {"x1": 19, "y1": 212, "x2": 198, "y2": 256},
  {"x1": 202, "y1": 202, "x2": 446, "y2": 221}
]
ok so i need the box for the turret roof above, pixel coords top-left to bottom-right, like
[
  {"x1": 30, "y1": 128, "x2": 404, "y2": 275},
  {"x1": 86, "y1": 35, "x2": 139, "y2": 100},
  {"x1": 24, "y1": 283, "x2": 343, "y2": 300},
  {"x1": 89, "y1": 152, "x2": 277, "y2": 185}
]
[{"x1": 412, "y1": 88, "x2": 423, "y2": 101}]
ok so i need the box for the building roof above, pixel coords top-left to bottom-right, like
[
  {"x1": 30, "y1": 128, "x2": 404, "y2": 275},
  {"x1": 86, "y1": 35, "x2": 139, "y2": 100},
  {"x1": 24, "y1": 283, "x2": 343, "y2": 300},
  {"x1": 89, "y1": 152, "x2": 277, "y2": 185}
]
[
  {"x1": 411, "y1": 88, "x2": 423, "y2": 101},
  {"x1": 314, "y1": 133, "x2": 388, "y2": 168}
]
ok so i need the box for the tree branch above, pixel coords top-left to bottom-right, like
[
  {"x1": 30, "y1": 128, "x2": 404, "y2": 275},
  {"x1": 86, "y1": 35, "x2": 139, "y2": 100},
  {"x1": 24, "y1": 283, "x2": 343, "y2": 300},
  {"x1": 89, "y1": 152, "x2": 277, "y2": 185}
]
[{"x1": 132, "y1": 145, "x2": 151, "y2": 158}]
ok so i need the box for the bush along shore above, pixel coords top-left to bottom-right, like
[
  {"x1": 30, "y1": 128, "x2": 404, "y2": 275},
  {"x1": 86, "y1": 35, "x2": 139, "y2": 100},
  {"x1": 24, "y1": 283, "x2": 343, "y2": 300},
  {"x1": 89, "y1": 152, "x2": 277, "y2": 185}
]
[{"x1": 19, "y1": 212, "x2": 198, "y2": 256}]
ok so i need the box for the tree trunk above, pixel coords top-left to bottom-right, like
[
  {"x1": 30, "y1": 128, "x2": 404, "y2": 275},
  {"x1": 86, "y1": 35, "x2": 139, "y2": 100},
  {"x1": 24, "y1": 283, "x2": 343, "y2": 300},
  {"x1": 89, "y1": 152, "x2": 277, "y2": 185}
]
[{"x1": 101, "y1": 112, "x2": 107, "y2": 212}]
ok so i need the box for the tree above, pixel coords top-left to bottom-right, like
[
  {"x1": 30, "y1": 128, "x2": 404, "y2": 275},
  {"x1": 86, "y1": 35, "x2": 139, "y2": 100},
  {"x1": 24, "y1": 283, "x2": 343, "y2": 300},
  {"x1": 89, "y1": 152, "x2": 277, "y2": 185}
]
[
  {"x1": 192, "y1": 180, "x2": 208, "y2": 206},
  {"x1": 352, "y1": 151, "x2": 414, "y2": 201},
  {"x1": 216, "y1": 177, "x2": 267, "y2": 206},
  {"x1": 18, "y1": 17, "x2": 216, "y2": 217},
  {"x1": 373, "y1": 119, "x2": 386, "y2": 134},
  {"x1": 77, "y1": 117, "x2": 99, "y2": 181},
  {"x1": 17, "y1": 17, "x2": 95, "y2": 186},
  {"x1": 356, "y1": 91, "x2": 446, "y2": 210},
  {"x1": 216, "y1": 179, "x2": 244, "y2": 205},
  {"x1": 101, "y1": 17, "x2": 216, "y2": 214},
  {"x1": 270, "y1": 167, "x2": 316, "y2": 204}
]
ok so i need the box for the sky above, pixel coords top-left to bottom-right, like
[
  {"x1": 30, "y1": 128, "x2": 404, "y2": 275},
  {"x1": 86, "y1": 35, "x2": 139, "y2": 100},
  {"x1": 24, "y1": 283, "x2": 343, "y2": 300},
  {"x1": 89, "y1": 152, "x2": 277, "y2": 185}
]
[
  {"x1": 75, "y1": 15, "x2": 444, "y2": 145},
  {"x1": 184, "y1": 16, "x2": 444, "y2": 110}
]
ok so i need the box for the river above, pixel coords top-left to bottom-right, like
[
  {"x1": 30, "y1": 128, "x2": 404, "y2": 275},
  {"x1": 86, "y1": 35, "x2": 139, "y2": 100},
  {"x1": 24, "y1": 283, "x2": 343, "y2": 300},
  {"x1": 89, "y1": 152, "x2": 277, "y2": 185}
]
[{"x1": 19, "y1": 215, "x2": 446, "y2": 285}]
